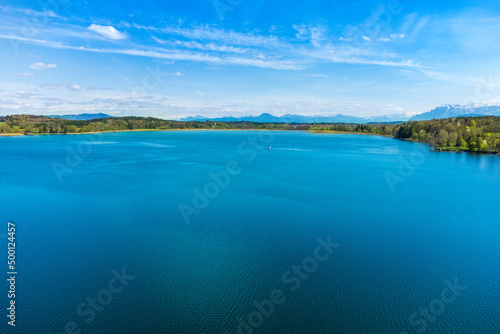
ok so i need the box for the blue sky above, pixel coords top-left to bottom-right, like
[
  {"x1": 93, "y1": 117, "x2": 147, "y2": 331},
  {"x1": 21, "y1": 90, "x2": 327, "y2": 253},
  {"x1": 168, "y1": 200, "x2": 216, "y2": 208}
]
[{"x1": 1, "y1": 0, "x2": 500, "y2": 119}]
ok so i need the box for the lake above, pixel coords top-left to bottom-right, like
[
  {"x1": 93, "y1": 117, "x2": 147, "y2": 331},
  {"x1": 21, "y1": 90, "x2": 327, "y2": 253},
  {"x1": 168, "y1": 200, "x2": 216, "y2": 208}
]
[{"x1": 1, "y1": 130, "x2": 499, "y2": 333}]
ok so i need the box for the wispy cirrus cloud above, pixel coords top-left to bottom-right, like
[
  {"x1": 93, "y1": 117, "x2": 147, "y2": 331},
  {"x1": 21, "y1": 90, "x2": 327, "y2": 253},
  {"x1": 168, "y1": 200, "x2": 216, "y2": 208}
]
[
  {"x1": 87, "y1": 24, "x2": 127, "y2": 40},
  {"x1": 0, "y1": 30, "x2": 416, "y2": 71},
  {"x1": 40, "y1": 83, "x2": 113, "y2": 91},
  {"x1": 447, "y1": 14, "x2": 500, "y2": 53},
  {"x1": 293, "y1": 24, "x2": 326, "y2": 46},
  {"x1": 29, "y1": 62, "x2": 57, "y2": 70},
  {"x1": 414, "y1": 69, "x2": 499, "y2": 89},
  {"x1": 0, "y1": 34, "x2": 64, "y2": 48},
  {"x1": 0, "y1": 4, "x2": 57, "y2": 18},
  {"x1": 134, "y1": 24, "x2": 284, "y2": 47},
  {"x1": 303, "y1": 74, "x2": 329, "y2": 78},
  {"x1": 298, "y1": 43, "x2": 420, "y2": 68},
  {"x1": 152, "y1": 36, "x2": 249, "y2": 54},
  {"x1": 1, "y1": 3, "x2": 423, "y2": 72},
  {"x1": 1, "y1": 34, "x2": 305, "y2": 70},
  {"x1": 17, "y1": 72, "x2": 35, "y2": 77}
]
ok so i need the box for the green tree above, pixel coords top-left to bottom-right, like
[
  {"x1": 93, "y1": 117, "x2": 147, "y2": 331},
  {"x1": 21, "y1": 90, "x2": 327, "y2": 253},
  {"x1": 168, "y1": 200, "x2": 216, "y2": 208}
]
[
  {"x1": 479, "y1": 140, "x2": 490, "y2": 152},
  {"x1": 437, "y1": 129, "x2": 449, "y2": 147},
  {"x1": 448, "y1": 131, "x2": 458, "y2": 147}
]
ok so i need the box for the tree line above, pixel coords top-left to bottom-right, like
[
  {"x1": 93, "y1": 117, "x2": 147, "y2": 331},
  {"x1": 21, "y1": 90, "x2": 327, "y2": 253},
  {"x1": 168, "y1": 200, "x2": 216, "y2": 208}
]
[
  {"x1": 310, "y1": 116, "x2": 500, "y2": 153},
  {"x1": 1, "y1": 114, "x2": 499, "y2": 153},
  {"x1": 0, "y1": 115, "x2": 293, "y2": 134}
]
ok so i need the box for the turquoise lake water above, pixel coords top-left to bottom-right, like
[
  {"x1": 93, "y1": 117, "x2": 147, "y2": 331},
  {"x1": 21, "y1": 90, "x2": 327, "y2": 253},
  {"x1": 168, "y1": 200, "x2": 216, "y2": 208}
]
[{"x1": 1, "y1": 130, "x2": 499, "y2": 333}]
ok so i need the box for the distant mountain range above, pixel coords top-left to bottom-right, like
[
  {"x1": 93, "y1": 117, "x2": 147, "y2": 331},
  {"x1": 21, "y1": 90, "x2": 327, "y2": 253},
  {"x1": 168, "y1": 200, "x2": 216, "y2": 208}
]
[
  {"x1": 182, "y1": 104, "x2": 500, "y2": 123},
  {"x1": 181, "y1": 113, "x2": 411, "y2": 124},
  {"x1": 47, "y1": 104, "x2": 500, "y2": 124},
  {"x1": 50, "y1": 113, "x2": 113, "y2": 120},
  {"x1": 410, "y1": 104, "x2": 500, "y2": 121}
]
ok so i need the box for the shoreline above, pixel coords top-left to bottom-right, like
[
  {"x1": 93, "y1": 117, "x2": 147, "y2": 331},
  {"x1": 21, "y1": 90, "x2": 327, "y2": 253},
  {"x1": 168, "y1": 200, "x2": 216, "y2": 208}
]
[
  {"x1": 0, "y1": 133, "x2": 27, "y2": 136},
  {"x1": 0, "y1": 128, "x2": 281, "y2": 137},
  {"x1": 0, "y1": 128, "x2": 394, "y2": 137},
  {"x1": 306, "y1": 130, "x2": 392, "y2": 137}
]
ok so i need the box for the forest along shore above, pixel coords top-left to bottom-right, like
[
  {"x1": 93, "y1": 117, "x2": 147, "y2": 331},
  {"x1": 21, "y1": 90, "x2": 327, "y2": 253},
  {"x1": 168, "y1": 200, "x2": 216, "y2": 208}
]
[{"x1": 1, "y1": 115, "x2": 499, "y2": 154}]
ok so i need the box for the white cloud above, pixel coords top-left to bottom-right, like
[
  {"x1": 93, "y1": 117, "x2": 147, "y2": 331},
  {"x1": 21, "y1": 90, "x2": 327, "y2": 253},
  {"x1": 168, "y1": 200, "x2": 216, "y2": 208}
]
[
  {"x1": 293, "y1": 24, "x2": 326, "y2": 46},
  {"x1": 299, "y1": 44, "x2": 420, "y2": 68},
  {"x1": 40, "y1": 84, "x2": 67, "y2": 89},
  {"x1": 152, "y1": 36, "x2": 249, "y2": 54},
  {"x1": 29, "y1": 62, "x2": 57, "y2": 70},
  {"x1": 171, "y1": 72, "x2": 184, "y2": 76},
  {"x1": 0, "y1": 5, "x2": 57, "y2": 18},
  {"x1": 304, "y1": 74, "x2": 329, "y2": 78},
  {"x1": 87, "y1": 24, "x2": 126, "y2": 40},
  {"x1": 411, "y1": 16, "x2": 429, "y2": 38},
  {"x1": 39, "y1": 83, "x2": 112, "y2": 91},
  {"x1": 17, "y1": 72, "x2": 35, "y2": 77},
  {"x1": 0, "y1": 35, "x2": 303, "y2": 70},
  {"x1": 416, "y1": 69, "x2": 478, "y2": 85},
  {"x1": 13, "y1": 90, "x2": 41, "y2": 99},
  {"x1": 135, "y1": 24, "x2": 283, "y2": 47},
  {"x1": 0, "y1": 35, "x2": 64, "y2": 48},
  {"x1": 1, "y1": 17, "x2": 418, "y2": 72},
  {"x1": 95, "y1": 47, "x2": 304, "y2": 70},
  {"x1": 378, "y1": 34, "x2": 405, "y2": 42},
  {"x1": 120, "y1": 21, "x2": 132, "y2": 28}
]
